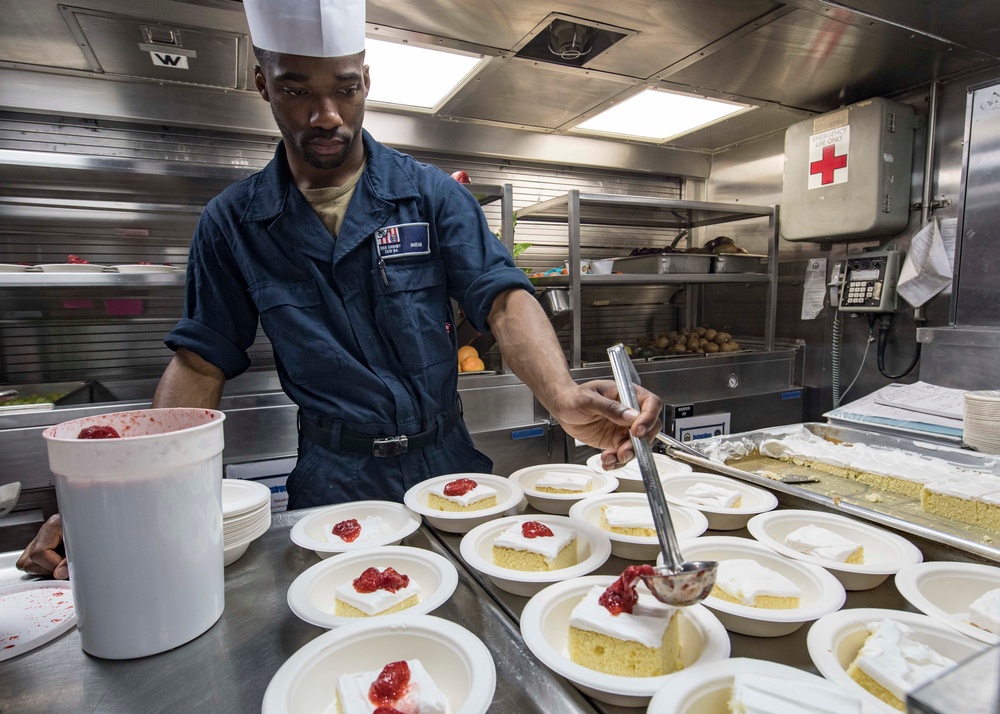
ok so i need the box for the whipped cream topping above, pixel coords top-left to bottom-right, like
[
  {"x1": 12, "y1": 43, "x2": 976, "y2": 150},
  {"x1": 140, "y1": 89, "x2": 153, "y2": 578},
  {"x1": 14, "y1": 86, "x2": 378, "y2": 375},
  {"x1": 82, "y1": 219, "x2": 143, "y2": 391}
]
[
  {"x1": 427, "y1": 481, "x2": 497, "y2": 507},
  {"x1": 729, "y1": 672, "x2": 862, "y2": 714},
  {"x1": 853, "y1": 619, "x2": 957, "y2": 702},
  {"x1": 569, "y1": 584, "x2": 677, "y2": 648},
  {"x1": 535, "y1": 469, "x2": 592, "y2": 491},
  {"x1": 759, "y1": 429, "x2": 982, "y2": 486},
  {"x1": 715, "y1": 559, "x2": 801, "y2": 605},
  {"x1": 968, "y1": 588, "x2": 1000, "y2": 634},
  {"x1": 336, "y1": 659, "x2": 449, "y2": 714},
  {"x1": 683, "y1": 482, "x2": 741, "y2": 508},
  {"x1": 602, "y1": 504, "x2": 654, "y2": 530},
  {"x1": 924, "y1": 473, "x2": 1000, "y2": 503},
  {"x1": 324, "y1": 515, "x2": 385, "y2": 544},
  {"x1": 784, "y1": 524, "x2": 862, "y2": 563},
  {"x1": 493, "y1": 521, "x2": 576, "y2": 560},
  {"x1": 334, "y1": 576, "x2": 421, "y2": 616}
]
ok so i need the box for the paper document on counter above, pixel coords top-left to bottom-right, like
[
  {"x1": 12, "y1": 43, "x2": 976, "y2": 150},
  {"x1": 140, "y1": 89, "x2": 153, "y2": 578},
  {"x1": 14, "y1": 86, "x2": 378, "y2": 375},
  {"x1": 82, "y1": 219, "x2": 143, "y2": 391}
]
[
  {"x1": 873, "y1": 381, "x2": 966, "y2": 420},
  {"x1": 826, "y1": 385, "x2": 964, "y2": 441}
]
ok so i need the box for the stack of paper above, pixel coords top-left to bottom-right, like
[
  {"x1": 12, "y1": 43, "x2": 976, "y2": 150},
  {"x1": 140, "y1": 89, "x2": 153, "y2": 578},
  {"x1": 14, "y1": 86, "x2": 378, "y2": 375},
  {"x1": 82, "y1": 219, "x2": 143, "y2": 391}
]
[{"x1": 825, "y1": 381, "x2": 965, "y2": 442}]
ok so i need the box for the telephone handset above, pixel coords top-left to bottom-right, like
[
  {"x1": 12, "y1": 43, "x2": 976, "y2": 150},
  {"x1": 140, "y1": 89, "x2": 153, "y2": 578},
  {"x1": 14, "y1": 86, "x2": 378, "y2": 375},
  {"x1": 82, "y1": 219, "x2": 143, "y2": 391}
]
[{"x1": 838, "y1": 249, "x2": 903, "y2": 313}]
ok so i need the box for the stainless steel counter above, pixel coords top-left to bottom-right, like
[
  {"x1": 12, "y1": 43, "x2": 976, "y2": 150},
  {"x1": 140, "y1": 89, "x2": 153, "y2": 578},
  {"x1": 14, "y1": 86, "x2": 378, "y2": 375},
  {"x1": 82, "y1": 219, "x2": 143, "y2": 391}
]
[{"x1": 0, "y1": 510, "x2": 599, "y2": 714}]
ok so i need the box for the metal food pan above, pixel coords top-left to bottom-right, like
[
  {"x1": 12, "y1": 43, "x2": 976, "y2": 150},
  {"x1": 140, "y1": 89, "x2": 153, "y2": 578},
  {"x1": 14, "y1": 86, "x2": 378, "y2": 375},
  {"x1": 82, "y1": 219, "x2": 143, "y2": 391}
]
[
  {"x1": 612, "y1": 253, "x2": 712, "y2": 274},
  {"x1": 711, "y1": 253, "x2": 766, "y2": 273},
  {"x1": 674, "y1": 422, "x2": 1000, "y2": 563}
]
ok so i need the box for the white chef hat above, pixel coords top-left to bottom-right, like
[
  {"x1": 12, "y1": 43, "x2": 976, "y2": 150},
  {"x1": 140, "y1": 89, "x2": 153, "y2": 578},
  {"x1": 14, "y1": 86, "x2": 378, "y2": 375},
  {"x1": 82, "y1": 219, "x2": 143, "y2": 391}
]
[{"x1": 244, "y1": 0, "x2": 366, "y2": 58}]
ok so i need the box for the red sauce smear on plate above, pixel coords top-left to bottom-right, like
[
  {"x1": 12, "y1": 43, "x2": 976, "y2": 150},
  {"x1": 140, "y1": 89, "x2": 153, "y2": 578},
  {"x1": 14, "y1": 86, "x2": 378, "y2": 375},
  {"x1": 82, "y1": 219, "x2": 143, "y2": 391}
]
[
  {"x1": 369, "y1": 661, "x2": 410, "y2": 707},
  {"x1": 77, "y1": 425, "x2": 121, "y2": 439},
  {"x1": 331, "y1": 519, "x2": 361, "y2": 542},
  {"x1": 353, "y1": 566, "x2": 410, "y2": 594},
  {"x1": 443, "y1": 477, "x2": 478, "y2": 496},
  {"x1": 599, "y1": 564, "x2": 656, "y2": 615},
  {"x1": 521, "y1": 521, "x2": 553, "y2": 538}
]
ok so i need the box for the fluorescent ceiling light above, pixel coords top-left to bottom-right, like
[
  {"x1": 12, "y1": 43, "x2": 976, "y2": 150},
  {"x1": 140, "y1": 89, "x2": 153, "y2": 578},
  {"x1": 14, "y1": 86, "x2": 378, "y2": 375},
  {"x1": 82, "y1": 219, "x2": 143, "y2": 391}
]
[
  {"x1": 574, "y1": 88, "x2": 750, "y2": 142},
  {"x1": 364, "y1": 38, "x2": 485, "y2": 111}
]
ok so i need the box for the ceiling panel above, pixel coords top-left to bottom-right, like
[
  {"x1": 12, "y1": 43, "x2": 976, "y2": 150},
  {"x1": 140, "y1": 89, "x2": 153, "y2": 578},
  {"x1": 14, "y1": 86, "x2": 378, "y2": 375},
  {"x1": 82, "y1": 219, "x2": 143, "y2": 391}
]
[
  {"x1": 662, "y1": 9, "x2": 996, "y2": 113},
  {"x1": 445, "y1": 58, "x2": 634, "y2": 129},
  {"x1": 0, "y1": 2, "x2": 92, "y2": 70},
  {"x1": 665, "y1": 106, "x2": 806, "y2": 151}
]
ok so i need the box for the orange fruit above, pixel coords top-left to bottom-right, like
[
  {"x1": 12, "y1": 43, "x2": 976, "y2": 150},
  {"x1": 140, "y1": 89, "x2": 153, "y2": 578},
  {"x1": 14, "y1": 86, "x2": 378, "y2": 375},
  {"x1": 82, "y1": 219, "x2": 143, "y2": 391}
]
[
  {"x1": 461, "y1": 356, "x2": 485, "y2": 372},
  {"x1": 457, "y1": 345, "x2": 478, "y2": 363}
]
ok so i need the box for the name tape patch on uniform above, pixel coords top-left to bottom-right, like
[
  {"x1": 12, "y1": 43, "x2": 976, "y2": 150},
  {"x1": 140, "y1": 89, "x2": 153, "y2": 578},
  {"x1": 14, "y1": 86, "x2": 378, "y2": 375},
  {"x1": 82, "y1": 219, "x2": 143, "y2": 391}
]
[{"x1": 375, "y1": 223, "x2": 431, "y2": 259}]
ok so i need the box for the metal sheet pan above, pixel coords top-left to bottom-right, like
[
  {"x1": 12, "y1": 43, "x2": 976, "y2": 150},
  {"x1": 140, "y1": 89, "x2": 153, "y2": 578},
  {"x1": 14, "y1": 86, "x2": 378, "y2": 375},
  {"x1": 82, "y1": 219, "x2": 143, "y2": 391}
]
[
  {"x1": 711, "y1": 253, "x2": 766, "y2": 273},
  {"x1": 662, "y1": 422, "x2": 1000, "y2": 564},
  {"x1": 611, "y1": 253, "x2": 712, "y2": 274}
]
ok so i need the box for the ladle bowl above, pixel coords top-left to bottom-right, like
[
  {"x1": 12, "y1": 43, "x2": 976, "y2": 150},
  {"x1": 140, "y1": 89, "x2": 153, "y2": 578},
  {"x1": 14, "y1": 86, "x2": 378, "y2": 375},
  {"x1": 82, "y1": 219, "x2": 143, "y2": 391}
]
[{"x1": 607, "y1": 343, "x2": 718, "y2": 607}]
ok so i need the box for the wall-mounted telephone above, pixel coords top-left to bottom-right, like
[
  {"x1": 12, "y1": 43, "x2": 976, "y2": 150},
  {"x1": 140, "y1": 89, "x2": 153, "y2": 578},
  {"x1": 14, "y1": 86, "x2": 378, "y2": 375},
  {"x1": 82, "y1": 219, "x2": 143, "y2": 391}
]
[{"x1": 838, "y1": 249, "x2": 903, "y2": 313}]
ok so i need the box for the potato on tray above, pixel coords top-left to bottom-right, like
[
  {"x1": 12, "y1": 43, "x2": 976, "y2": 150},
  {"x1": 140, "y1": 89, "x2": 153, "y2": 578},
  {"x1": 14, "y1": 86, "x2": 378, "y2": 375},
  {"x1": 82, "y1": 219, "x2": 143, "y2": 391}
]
[{"x1": 627, "y1": 326, "x2": 741, "y2": 357}]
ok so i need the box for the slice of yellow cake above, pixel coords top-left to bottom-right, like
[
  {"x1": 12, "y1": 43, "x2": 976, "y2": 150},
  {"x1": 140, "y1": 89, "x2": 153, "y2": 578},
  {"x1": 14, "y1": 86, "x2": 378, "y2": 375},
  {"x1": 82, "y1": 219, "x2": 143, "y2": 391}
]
[
  {"x1": 491, "y1": 520, "x2": 577, "y2": 571},
  {"x1": 568, "y1": 566, "x2": 682, "y2": 677},
  {"x1": 599, "y1": 504, "x2": 656, "y2": 537},
  {"x1": 711, "y1": 558, "x2": 801, "y2": 609},
  {"x1": 783, "y1": 524, "x2": 864, "y2": 564},
  {"x1": 333, "y1": 566, "x2": 421, "y2": 618},
  {"x1": 683, "y1": 482, "x2": 742, "y2": 509},
  {"x1": 534, "y1": 469, "x2": 593, "y2": 494},
  {"x1": 335, "y1": 659, "x2": 448, "y2": 713},
  {"x1": 427, "y1": 477, "x2": 497, "y2": 512},
  {"x1": 846, "y1": 619, "x2": 956, "y2": 711}
]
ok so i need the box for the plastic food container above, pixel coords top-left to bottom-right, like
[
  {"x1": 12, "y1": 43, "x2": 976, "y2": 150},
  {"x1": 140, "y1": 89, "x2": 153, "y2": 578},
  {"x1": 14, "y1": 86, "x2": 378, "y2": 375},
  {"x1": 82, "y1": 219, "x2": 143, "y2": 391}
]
[{"x1": 44, "y1": 408, "x2": 226, "y2": 659}]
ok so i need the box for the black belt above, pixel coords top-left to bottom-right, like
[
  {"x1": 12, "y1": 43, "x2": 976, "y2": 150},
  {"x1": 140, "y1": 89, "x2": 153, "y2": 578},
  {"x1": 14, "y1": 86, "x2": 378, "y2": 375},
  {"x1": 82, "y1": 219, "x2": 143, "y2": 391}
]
[{"x1": 300, "y1": 402, "x2": 461, "y2": 458}]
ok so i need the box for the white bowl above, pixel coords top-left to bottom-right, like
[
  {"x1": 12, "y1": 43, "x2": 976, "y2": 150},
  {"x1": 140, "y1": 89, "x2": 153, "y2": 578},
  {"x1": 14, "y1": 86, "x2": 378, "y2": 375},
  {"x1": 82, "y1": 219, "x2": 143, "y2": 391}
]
[
  {"x1": 286, "y1": 546, "x2": 458, "y2": 629},
  {"x1": 895, "y1": 562, "x2": 1000, "y2": 645},
  {"x1": 510, "y1": 463, "x2": 618, "y2": 515},
  {"x1": 567, "y1": 492, "x2": 708, "y2": 561},
  {"x1": 111, "y1": 264, "x2": 175, "y2": 273},
  {"x1": 747, "y1": 509, "x2": 923, "y2": 591},
  {"x1": 222, "y1": 478, "x2": 272, "y2": 517},
  {"x1": 647, "y1": 656, "x2": 864, "y2": 714},
  {"x1": 459, "y1": 515, "x2": 612, "y2": 596},
  {"x1": 223, "y1": 507, "x2": 271, "y2": 547},
  {"x1": 660, "y1": 472, "x2": 778, "y2": 530},
  {"x1": 587, "y1": 452, "x2": 693, "y2": 492},
  {"x1": 223, "y1": 539, "x2": 252, "y2": 567},
  {"x1": 519, "y1": 575, "x2": 730, "y2": 707},
  {"x1": 0, "y1": 263, "x2": 30, "y2": 272},
  {"x1": 261, "y1": 615, "x2": 495, "y2": 714},
  {"x1": 403, "y1": 473, "x2": 522, "y2": 534},
  {"x1": 661, "y1": 536, "x2": 846, "y2": 637},
  {"x1": 290, "y1": 500, "x2": 421, "y2": 558},
  {"x1": 806, "y1": 608, "x2": 988, "y2": 714},
  {"x1": 36, "y1": 263, "x2": 110, "y2": 272}
]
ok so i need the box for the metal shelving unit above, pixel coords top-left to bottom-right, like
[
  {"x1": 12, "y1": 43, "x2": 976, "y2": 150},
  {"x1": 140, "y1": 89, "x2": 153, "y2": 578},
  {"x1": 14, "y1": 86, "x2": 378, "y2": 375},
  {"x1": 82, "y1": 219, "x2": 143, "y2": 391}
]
[{"x1": 517, "y1": 190, "x2": 780, "y2": 368}]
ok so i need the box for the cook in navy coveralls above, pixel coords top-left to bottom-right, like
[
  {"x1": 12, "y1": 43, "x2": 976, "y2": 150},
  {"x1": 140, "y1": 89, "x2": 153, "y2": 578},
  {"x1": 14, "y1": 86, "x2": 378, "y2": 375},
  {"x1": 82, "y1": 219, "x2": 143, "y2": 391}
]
[{"x1": 17, "y1": 0, "x2": 662, "y2": 578}]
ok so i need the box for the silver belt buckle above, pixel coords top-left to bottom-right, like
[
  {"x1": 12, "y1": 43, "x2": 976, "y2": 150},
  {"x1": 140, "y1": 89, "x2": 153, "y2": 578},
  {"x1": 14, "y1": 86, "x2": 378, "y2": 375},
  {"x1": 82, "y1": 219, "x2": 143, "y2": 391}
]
[{"x1": 372, "y1": 435, "x2": 408, "y2": 457}]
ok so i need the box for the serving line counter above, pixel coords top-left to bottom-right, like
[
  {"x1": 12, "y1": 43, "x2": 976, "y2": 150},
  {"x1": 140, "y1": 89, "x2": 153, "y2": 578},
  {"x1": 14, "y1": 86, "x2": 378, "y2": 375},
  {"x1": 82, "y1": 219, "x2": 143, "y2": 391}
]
[{"x1": 0, "y1": 513, "x2": 601, "y2": 714}]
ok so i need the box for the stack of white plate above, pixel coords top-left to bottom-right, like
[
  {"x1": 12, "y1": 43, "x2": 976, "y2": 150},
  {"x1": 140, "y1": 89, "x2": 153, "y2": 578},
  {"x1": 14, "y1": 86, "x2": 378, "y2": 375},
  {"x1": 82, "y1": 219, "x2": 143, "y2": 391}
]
[
  {"x1": 222, "y1": 479, "x2": 272, "y2": 566},
  {"x1": 964, "y1": 390, "x2": 1000, "y2": 454}
]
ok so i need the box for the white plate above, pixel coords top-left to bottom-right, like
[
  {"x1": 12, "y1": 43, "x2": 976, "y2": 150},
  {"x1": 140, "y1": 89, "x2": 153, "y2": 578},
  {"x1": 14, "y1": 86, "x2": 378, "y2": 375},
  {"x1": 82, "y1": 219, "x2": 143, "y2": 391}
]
[
  {"x1": 403, "y1": 473, "x2": 522, "y2": 534},
  {"x1": 660, "y1": 472, "x2": 778, "y2": 530},
  {"x1": 895, "y1": 562, "x2": 1000, "y2": 645},
  {"x1": 459, "y1": 514, "x2": 612, "y2": 596},
  {"x1": 747, "y1": 509, "x2": 923, "y2": 590},
  {"x1": 286, "y1": 545, "x2": 459, "y2": 628},
  {"x1": 586, "y1": 452, "x2": 693, "y2": 492},
  {"x1": 806, "y1": 607, "x2": 988, "y2": 714},
  {"x1": 520, "y1": 575, "x2": 730, "y2": 707},
  {"x1": 0, "y1": 581, "x2": 76, "y2": 662},
  {"x1": 647, "y1": 656, "x2": 864, "y2": 714},
  {"x1": 110, "y1": 264, "x2": 175, "y2": 273},
  {"x1": 222, "y1": 478, "x2": 272, "y2": 517},
  {"x1": 262, "y1": 615, "x2": 495, "y2": 714},
  {"x1": 567, "y1": 492, "x2": 707, "y2": 561},
  {"x1": 223, "y1": 508, "x2": 271, "y2": 547},
  {"x1": 661, "y1": 536, "x2": 846, "y2": 637},
  {"x1": 35, "y1": 263, "x2": 110, "y2": 272},
  {"x1": 510, "y1": 463, "x2": 618, "y2": 515},
  {"x1": 290, "y1": 500, "x2": 421, "y2": 558}
]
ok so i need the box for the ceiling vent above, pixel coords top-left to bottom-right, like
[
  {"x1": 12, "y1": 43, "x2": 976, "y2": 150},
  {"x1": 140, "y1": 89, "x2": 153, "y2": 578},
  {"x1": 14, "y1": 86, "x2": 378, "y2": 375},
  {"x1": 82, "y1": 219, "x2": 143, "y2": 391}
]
[{"x1": 514, "y1": 14, "x2": 632, "y2": 69}]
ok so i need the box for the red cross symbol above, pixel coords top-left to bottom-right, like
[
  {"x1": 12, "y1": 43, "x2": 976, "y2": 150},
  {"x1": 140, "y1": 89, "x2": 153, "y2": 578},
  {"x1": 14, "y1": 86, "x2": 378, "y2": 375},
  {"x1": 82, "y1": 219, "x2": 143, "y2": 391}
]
[{"x1": 810, "y1": 144, "x2": 847, "y2": 185}]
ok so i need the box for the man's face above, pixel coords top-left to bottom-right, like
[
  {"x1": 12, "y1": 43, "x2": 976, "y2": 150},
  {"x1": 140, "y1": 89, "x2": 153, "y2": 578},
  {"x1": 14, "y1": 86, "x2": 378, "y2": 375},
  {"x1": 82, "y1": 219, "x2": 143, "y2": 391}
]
[{"x1": 254, "y1": 51, "x2": 369, "y2": 174}]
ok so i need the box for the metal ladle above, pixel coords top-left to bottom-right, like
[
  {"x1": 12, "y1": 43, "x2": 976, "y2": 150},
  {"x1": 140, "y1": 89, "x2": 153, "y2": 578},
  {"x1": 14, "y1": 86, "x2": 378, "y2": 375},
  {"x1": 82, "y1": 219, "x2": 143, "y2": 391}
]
[{"x1": 607, "y1": 343, "x2": 718, "y2": 607}]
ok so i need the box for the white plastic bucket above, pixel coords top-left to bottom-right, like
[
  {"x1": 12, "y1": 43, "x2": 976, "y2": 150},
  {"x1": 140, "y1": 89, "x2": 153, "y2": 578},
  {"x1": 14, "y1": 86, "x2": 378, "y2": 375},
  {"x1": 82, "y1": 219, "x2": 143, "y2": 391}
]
[{"x1": 43, "y1": 408, "x2": 226, "y2": 659}]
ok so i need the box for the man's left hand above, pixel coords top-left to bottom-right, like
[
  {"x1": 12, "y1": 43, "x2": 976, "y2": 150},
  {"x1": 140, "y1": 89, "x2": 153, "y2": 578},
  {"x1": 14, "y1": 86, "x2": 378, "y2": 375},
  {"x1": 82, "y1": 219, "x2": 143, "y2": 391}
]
[{"x1": 551, "y1": 380, "x2": 662, "y2": 469}]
